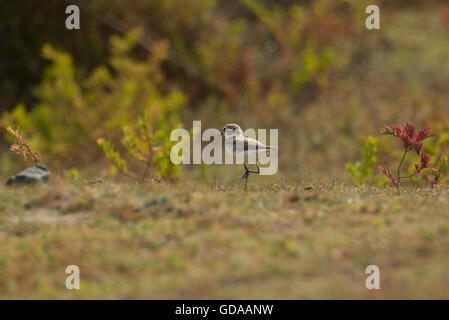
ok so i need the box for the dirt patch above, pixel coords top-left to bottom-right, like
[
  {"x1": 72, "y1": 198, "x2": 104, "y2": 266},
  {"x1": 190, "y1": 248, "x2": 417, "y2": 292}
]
[{"x1": 8, "y1": 209, "x2": 90, "y2": 225}]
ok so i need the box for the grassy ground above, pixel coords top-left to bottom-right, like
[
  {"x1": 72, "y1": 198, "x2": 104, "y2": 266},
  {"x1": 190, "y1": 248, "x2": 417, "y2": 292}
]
[{"x1": 1, "y1": 179, "x2": 449, "y2": 299}]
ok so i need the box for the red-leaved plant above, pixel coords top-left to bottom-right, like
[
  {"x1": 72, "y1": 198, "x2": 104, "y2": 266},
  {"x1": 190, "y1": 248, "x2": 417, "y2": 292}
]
[{"x1": 379, "y1": 122, "x2": 440, "y2": 188}]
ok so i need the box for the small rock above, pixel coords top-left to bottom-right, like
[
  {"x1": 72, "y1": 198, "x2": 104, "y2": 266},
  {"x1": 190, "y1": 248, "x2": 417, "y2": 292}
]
[
  {"x1": 304, "y1": 185, "x2": 313, "y2": 190},
  {"x1": 5, "y1": 165, "x2": 50, "y2": 186}
]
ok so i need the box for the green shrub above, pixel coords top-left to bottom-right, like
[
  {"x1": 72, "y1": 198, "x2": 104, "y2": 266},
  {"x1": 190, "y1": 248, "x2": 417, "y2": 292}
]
[
  {"x1": 346, "y1": 136, "x2": 378, "y2": 186},
  {"x1": 1, "y1": 29, "x2": 185, "y2": 179},
  {"x1": 97, "y1": 99, "x2": 183, "y2": 181}
]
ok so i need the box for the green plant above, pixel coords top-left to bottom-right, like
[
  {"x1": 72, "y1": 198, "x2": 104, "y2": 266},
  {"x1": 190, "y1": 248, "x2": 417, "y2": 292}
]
[
  {"x1": 346, "y1": 136, "x2": 377, "y2": 186},
  {"x1": 64, "y1": 168, "x2": 80, "y2": 181},
  {"x1": 423, "y1": 126, "x2": 449, "y2": 184},
  {"x1": 97, "y1": 139, "x2": 129, "y2": 177},
  {"x1": 97, "y1": 100, "x2": 184, "y2": 181},
  {"x1": 1, "y1": 29, "x2": 181, "y2": 167},
  {"x1": 430, "y1": 156, "x2": 448, "y2": 187}
]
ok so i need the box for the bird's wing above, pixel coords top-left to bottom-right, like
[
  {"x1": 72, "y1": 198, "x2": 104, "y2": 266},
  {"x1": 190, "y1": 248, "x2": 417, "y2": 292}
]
[{"x1": 233, "y1": 136, "x2": 270, "y2": 152}]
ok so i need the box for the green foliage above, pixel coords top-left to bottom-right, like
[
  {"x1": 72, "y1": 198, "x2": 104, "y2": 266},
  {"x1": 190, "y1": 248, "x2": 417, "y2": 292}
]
[
  {"x1": 440, "y1": 156, "x2": 448, "y2": 172},
  {"x1": 433, "y1": 156, "x2": 448, "y2": 185},
  {"x1": 97, "y1": 139, "x2": 128, "y2": 176},
  {"x1": 1, "y1": 29, "x2": 185, "y2": 177},
  {"x1": 98, "y1": 98, "x2": 183, "y2": 181},
  {"x1": 65, "y1": 168, "x2": 80, "y2": 181},
  {"x1": 423, "y1": 124, "x2": 449, "y2": 184},
  {"x1": 346, "y1": 136, "x2": 378, "y2": 186}
]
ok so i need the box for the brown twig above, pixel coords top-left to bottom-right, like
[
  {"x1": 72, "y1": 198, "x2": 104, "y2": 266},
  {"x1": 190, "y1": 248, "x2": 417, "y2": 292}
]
[{"x1": 6, "y1": 126, "x2": 41, "y2": 164}]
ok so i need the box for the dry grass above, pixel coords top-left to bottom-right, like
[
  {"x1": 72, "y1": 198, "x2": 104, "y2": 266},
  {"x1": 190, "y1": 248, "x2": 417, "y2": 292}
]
[{"x1": 1, "y1": 179, "x2": 449, "y2": 299}]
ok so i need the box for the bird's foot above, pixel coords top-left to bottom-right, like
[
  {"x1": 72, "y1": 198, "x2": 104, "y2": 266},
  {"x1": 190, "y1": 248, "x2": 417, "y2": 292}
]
[{"x1": 242, "y1": 163, "x2": 260, "y2": 188}]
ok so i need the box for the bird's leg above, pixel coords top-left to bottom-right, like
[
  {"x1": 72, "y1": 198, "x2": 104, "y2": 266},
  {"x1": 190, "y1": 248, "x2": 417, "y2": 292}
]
[
  {"x1": 246, "y1": 162, "x2": 260, "y2": 174},
  {"x1": 242, "y1": 164, "x2": 250, "y2": 187},
  {"x1": 242, "y1": 162, "x2": 260, "y2": 187},
  {"x1": 253, "y1": 162, "x2": 261, "y2": 175}
]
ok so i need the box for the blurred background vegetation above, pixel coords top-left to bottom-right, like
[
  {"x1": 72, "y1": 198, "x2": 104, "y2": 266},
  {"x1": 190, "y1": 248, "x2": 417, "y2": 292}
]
[{"x1": 2, "y1": 0, "x2": 449, "y2": 184}]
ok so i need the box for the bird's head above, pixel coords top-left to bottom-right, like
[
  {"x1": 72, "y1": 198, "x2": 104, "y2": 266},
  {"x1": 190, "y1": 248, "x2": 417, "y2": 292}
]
[{"x1": 221, "y1": 123, "x2": 243, "y2": 139}]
